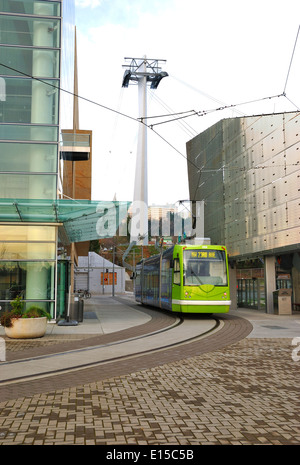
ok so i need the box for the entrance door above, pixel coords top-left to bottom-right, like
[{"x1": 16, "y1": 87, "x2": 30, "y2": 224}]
[{"x1": 237, "y1": 278, "x2": 265, "y2": 309}]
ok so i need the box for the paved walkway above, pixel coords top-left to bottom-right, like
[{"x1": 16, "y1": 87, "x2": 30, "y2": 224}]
[{"x1": 0, "y1": 295, "x2": 300, "y2": 446}]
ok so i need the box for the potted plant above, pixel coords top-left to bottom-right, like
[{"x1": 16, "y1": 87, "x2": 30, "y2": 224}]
[{"x1": 0, "y1": 296, "x2": 51, "y2": 339}]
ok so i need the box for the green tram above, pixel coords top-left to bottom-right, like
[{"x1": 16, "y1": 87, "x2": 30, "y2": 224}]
[{"x1": 135, "y1": 244, "x2": 231, "y2": 313}]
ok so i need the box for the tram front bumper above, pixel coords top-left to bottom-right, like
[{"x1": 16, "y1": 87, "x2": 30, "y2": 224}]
[{"x1": 172, "y1": 299, "x2": 231, "y2": 313}]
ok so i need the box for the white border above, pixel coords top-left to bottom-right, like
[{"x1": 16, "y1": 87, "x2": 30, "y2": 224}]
[{"x1": 172, "y1": 299, "x2": 231, "y2": 306}]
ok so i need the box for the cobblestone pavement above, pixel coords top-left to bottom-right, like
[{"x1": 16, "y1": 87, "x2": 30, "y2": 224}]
[{"x1": 0, "y1": 332, "x2": 299, "y2": 445}]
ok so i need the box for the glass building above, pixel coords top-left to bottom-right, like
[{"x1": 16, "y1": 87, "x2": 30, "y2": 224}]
[{"x1": 0, "y1": 0, "x2": 75, "y2": 317}]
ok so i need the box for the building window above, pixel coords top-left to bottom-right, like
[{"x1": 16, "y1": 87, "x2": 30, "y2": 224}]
[
  {"x1": 0, "y1": 1, "x2": 61, "y2": 16},
  {"x1": 0, "y1": 173, "x2": 57, "y2": 199},
  {"x1": 0, "y1": 124, "x2": 58, "y2": 142},
  {"x1": 0, "y1": 142, "x2": 58, "y2": 173},
  {"x1": 0, "y1": 15, "x2": 61, "y2": 48},
  {"x1": 101, "y1": 272, "x2": 117, "y2": 286},
  {"x1": 1, "y1": 78, "x2": 59, "y2": 125}
]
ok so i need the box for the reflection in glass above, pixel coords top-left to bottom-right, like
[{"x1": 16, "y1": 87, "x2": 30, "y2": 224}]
[
  {"x1": 0, "y1": 16, "x2": 61, "y2": 47},
  {"x1": 0, "y1": 225, "x2": 56, "y2": 242},
  {"x1": 0, "y1": 142, "x2": 57, "y2": 173},
  {"x1": 1, "y1": 78, "x2": 59, "y2": 125},
  {"x1": 0, "y1": 261, "x2": 55, "y2": 301},
  {"x1": 0, "y1": 124, "x2": 58, "y2": 142},
  {"x1": 0, "y1": 300, "x2": 54, "y2": 315},
  {"x1": 0, "y1": 46, "x2": 60, "y2": 78},
  {"x1": 0, "y1": 242, "x2": 56, "y2": 260},
  {"x1": 0, "y1": 173, "x2": 57, "y2": 199},
  {"x1": 0, "y1": 1, "x2": 61, "y2": 16}
]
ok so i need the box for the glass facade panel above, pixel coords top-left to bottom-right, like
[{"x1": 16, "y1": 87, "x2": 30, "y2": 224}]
[
  {"x1": 0, "y1": 173, "x2": 57, "y2": 199},
  {"x1": 0, "y1": 15, "x2": 61, "y2": 47},
  {"x1": 237, "y1": 278, "x2": 265, "y2": 309},
  {"x1": 0, "y1": 78, "x2": 59, "y2": 124},
  {"x1": 0, "y1": 225, "x2": 56, "y2": 242},
  {"x1": 0, "y1": 124, "x2": 58, "y2": 142},
  {"x1": 0, "y1": 1, "x2": 61, "y2": 16},
  {"x1": 60, "y1": 0, "x2": 75, "y2": 129},
  {"x1": 0, "y1": 46, "x2": 60, "y2": 78},
  {"x1": 0, "y1": 142, "x2": 57, "y2": 172},
  {"x1": 0, "y1": 242, "x2": 56, "y2": 260},
  {"x1": 0, "y1": 261, "x2": 55, "y2": 300},
  {"x1": 0, "y1": 222, "x2": 57, "y2": 316},
  {"x1": 0, "y1": 1, "x2": 75, "y2": 319}
]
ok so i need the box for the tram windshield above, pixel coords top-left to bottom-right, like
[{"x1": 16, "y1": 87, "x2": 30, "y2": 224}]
[{"x1": 183, "y1": 249, "x2": 228, "y2": 286}]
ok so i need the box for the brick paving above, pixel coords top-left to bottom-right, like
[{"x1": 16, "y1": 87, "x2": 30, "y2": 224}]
[
  {"x1": 0, "y1": 312, "x2": 299, "y2": 445},
  {"x1": 3, "y1": 303, "x2": 175, "y2": 362}
]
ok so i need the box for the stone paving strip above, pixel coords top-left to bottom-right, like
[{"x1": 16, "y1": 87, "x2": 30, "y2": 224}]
[
  {"x1": 0, "y1": 318, "x2": 217, "y2": 383},
  {"x1": 0, "y1": 306, "x2": 299, "y2": 445},
  {"x1": 0, "y1": 337, "x2": 299, "y2": 445}
]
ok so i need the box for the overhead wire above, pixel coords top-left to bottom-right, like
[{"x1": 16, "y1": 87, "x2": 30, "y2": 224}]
[
  {"x1": 0, "y1": 59, "x2": 299, "y2": 186},
  {"x1": 283, "y1": 24, "x2": 300, "y2": 95},
  {"x1": 0, "y1": 62, "x2": 292, "y2": 135},
  {"x1": 0, "y1": 63, "x2": 140, "y2": 125},
  {"x1": 170, "y1": 75, "x2": 246, "y2": 116},
  {"x1": 2, "y1": 25, "x2": 300, "y2": 214},
  {"x1": 140, "y1": 107, "x2": 195, "y2": 121},
  {"x1": 147, "y1": 90, "x2": 198, "y2": 138},
  {"x1": 145, "y1": 93, "x2": 286, "y2": 128}
]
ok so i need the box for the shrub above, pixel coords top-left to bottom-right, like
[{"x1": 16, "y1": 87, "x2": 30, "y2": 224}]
[
  {"x1": 24, "y1": 306, "x2": 51, "y2": 320},
  {"x1": 0, "y1": 297, "x2": 51, "y2": 327},
  {"x1": 0, "y1": 310, "x2": 22, "y2": 328}
]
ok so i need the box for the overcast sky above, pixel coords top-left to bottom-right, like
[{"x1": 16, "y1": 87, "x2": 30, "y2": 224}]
[{"x1": 74, "y1": 0, "x2": 300, "y2": 206}]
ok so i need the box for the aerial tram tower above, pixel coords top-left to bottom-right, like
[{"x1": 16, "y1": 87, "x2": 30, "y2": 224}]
[{"x1": 121, "y1": 57, "x2": 168, "y2": 246}]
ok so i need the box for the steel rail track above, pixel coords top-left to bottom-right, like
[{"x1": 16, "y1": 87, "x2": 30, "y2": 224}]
[{"x1": 0, "y1": 309, "x2": 221, "y2": 386}]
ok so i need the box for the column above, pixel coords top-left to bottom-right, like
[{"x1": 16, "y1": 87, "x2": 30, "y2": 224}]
[
  {"x1": 131, "y1": 58, "x2": 148, "y2": 246},
  {"x1": 31, "y1": 2, "x2": 57, "y2": 198},
  {"x1": 228, "y1": 262, "x2": 237, "y2": 310},
  {"x1": 26, "y1": 3, "x2": 58, "y2": 308},
  {"x1": 264, "y1": 255, "x2": 276, "y2": 314}
]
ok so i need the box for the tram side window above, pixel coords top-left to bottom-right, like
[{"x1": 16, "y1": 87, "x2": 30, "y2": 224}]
[
  {"x1": 173, "y1": 258, "x2": 181, "y2": 285},
  {"x1": 135, "y1": 270, "x2": 140, "y2": 286}
]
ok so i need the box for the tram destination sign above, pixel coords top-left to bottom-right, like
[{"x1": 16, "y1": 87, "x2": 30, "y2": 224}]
[{"x1": 186, "y1": 250, "x2": 224, "y2": 260}]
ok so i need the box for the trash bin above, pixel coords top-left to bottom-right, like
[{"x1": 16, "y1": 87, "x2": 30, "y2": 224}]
[
  {"x1": 70, "y1": 295, "x2": 84, "y2": 322},
  {"x1": 273, "y1": 288, "x2": 292, "y2": 314}
]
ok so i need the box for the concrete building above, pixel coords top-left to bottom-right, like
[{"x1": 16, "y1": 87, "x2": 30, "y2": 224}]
[{"x1": 186, "y1": 112, "x2": 300, "y2": 313}]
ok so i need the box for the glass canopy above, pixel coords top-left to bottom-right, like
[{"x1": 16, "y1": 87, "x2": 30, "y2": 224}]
[{"x1": 0, "y1": 199, "x2": 131, "y2": 243}]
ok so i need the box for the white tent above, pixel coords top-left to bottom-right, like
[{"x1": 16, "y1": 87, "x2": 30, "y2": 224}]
[{"x1": 75, "y1": 252, "x2": 125, "y2": 295}]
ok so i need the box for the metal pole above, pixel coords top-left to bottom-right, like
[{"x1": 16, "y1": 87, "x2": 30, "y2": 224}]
[
  {"x1": 102, "y1": 259, "x2": 104, "y2": 294},
  {"x1": 159, "y1": 247, "x2": 162, "y2": 308},
  {"x1": 112, "y1": 246, "x2": 115, "y2": 296},
  {"x1": 87, "y1": 251, "x2": 90, "y2": 292}
]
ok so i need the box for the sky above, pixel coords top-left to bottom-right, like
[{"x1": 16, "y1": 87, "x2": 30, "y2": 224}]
[{"x1": 74, "y1": 0, "x2": 300, "y2": 207}]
